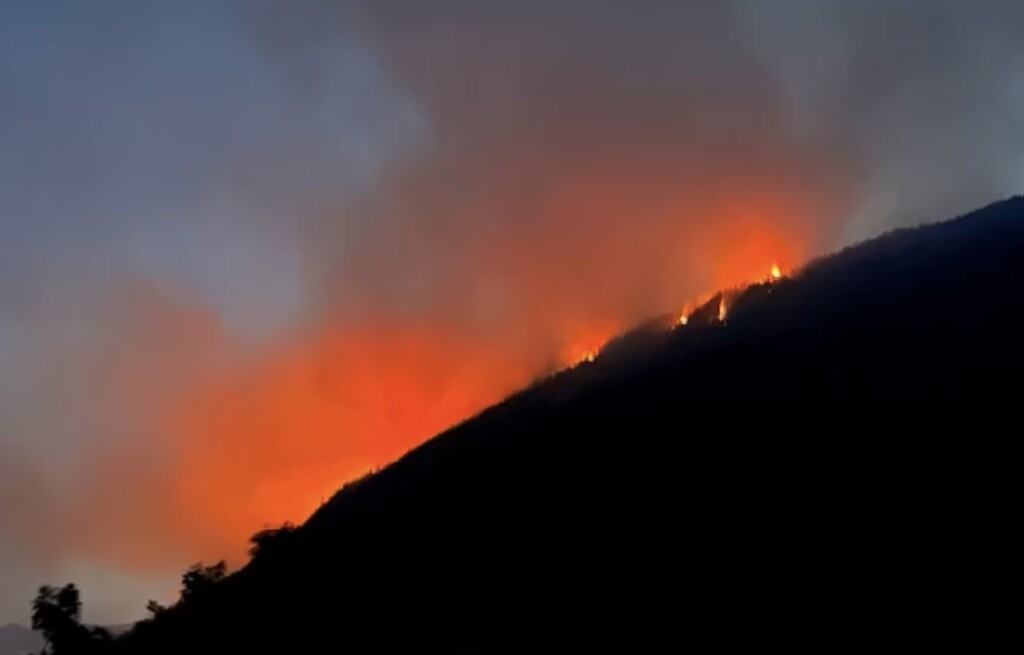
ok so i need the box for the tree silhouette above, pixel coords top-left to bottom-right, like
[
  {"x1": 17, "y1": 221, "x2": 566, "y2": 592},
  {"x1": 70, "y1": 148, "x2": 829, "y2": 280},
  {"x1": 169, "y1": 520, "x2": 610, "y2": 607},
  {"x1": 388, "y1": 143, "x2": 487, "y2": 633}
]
[
  {"x1": 180, "y1": 561, "x2": 227, "y2": 603},
  {"x1": 31, "y1": 584, "x2": 109, "y2": 654}
]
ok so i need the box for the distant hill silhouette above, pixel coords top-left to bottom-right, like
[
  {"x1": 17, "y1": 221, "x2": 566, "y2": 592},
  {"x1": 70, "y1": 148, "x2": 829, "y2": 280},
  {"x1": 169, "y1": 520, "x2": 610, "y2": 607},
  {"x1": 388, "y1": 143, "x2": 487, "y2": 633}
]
[
  {"x1": 0, "y1": 624, "x2": 42, "y2": 655},
  {"x1": 110, "y1": 197, "x2": 1022, "y2": 652}
]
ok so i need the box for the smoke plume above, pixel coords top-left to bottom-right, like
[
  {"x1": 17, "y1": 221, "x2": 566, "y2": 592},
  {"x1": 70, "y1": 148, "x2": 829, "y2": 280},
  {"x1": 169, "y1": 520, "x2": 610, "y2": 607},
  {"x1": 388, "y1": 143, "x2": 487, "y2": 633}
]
[{"x1": 2, "y1": 0, "x2": 1023, "y2": 622}]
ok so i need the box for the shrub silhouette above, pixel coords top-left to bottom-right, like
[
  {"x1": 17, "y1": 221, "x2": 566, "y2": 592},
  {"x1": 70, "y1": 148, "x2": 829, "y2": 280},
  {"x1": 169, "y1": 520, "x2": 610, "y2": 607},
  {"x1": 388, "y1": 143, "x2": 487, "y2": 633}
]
[
  {"x1": 179, "y1": 561, "x2": 227, "y2": 603},
  {"x1": 248, "y1": 522, "x2": 297, "y2": 559},
  {"x1": 143, "y1": 600, "x2": 166, "y2": 619}
]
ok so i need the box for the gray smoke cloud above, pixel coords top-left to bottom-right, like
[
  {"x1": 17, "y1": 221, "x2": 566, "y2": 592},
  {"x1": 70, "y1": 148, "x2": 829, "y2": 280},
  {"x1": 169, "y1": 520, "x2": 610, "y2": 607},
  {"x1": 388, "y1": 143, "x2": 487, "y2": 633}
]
[
  {"x1": 742, "y1": 0, "x2": 1024, "y2": 241},
  {"x1": 245, "y1": 0, "x2": 1024, "y2": 329}
]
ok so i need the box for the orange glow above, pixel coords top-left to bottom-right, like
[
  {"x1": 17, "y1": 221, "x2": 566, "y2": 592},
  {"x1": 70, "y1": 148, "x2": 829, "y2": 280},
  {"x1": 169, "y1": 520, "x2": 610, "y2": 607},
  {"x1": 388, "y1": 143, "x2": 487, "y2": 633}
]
[
  {"x1": 72, "y1": 314, "x2": 534, "y2": 569},
  {"x1": 771, "y1": 263, "x2": 782, "y2": 280},
  {"x1": 681, "y1": 193, "x2": 813, "y2": 294},
  {"x1": 170, "y1": 324, "x2": 531, "y2": 564},
  {"x1": 557, "y1": 319, "x2": 620, "y2": 369},
  {"x1": 69, "y1": 185, "x2": 823, "y2": 574}
]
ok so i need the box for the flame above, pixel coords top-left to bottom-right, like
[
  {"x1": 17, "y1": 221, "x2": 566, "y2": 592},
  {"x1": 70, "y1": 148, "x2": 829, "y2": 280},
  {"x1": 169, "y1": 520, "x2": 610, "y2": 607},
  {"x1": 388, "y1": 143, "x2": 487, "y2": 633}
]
[{"x1": 669, "y1": 258, "x2": 783, "y2": 331}]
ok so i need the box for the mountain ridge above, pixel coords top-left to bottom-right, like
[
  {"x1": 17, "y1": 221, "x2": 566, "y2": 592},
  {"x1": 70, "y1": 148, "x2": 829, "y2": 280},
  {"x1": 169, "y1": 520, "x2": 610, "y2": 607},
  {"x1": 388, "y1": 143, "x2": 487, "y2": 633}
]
[{"x1": 111, "y1": 196, "x2": 1023, "y2": 651}]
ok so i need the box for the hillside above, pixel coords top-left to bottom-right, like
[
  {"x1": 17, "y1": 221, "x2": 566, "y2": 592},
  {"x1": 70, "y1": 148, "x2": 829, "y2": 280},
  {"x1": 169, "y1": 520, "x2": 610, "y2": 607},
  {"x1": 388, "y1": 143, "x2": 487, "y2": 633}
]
[{"x1": 113, "y1": 198, "x2": 1023, "y2": 651}]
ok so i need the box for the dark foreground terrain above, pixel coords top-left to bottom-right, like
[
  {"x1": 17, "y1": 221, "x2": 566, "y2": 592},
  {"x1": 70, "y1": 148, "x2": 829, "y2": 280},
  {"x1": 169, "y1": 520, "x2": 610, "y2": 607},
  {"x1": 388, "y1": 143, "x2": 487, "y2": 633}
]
[{"x1": 112, "y1": 198, "x2": 1022, "y2": 652}]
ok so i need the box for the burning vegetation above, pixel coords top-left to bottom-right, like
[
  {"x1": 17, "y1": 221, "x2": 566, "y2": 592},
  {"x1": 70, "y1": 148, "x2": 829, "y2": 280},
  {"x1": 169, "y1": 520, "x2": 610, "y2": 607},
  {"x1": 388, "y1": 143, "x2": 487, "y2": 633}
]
[{"x1": 560, "y1": 262, "x2": 789, "y2": 367}]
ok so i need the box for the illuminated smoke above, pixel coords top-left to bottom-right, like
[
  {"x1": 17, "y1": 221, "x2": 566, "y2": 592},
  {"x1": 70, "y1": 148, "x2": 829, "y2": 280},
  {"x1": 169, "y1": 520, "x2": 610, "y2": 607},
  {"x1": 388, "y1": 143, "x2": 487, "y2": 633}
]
[{"x1": 5, "y1": 2, "x2": 1024, "y2": 614}]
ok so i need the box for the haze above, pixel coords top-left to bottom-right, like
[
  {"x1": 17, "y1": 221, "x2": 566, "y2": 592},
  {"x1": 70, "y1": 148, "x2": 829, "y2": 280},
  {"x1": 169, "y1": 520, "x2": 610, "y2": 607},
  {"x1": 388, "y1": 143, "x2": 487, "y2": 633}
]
[{"x1": 2, "y1": 0, "x2": 1023, "y2": 625}]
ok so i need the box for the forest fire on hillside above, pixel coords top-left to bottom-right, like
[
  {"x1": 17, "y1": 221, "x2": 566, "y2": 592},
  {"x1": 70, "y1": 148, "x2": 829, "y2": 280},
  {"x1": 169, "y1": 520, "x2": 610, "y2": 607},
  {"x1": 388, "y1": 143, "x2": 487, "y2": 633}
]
[
  {"x1": 8, "y1": 0, "x2": 1021, "y2": 634},
  {"x1": 568, "y1": 257, "x2": 790, "y2": 367},
  {"x1": 68, "y1": 233, "x2": 804, "y2": 576}
]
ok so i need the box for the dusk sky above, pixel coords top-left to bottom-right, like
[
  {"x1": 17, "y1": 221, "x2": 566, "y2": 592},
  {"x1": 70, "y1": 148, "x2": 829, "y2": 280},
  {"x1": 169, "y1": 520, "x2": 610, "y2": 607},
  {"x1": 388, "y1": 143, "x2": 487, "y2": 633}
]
[{"x1": 2, "y1": 0, "x2": 1024, "y2": 625}]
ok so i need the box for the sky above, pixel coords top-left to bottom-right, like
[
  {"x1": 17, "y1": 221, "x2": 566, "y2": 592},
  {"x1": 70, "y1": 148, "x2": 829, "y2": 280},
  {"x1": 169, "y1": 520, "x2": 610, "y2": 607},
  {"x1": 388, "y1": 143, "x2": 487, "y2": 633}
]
[{"x1": 2, "y1": 0, "x2": 1024, "y2": 625}]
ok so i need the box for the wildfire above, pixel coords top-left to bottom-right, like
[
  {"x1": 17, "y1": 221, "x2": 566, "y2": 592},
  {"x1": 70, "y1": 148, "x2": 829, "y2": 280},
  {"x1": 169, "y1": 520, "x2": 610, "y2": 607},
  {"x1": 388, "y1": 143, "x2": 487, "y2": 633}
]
[
  {"x1": 718, "y1": 297, "x2": 728, "y2": 322},
  {"x1": 770, "y1": 263, "x2": 782, "y2": 281},
  {"x1": 580, "y1": 350, "x2": 597, "y2": 364},
  {"x1": 677, "y1": 313, "x2": 689, "y2": 326}
]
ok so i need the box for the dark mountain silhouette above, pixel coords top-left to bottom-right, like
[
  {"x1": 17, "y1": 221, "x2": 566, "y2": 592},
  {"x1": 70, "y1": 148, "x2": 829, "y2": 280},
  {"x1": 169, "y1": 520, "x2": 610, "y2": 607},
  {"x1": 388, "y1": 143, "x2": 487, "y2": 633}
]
[{"x1": 111, "y1": 197, "x2": 1022, "y2": 652}]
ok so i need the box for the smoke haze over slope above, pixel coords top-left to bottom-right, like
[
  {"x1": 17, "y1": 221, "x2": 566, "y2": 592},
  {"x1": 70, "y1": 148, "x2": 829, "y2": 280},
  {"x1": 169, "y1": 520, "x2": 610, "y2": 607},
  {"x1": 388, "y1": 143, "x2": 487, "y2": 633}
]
[{"x1": 2, "y1": 0, "x2": 1023, "y2": 623}]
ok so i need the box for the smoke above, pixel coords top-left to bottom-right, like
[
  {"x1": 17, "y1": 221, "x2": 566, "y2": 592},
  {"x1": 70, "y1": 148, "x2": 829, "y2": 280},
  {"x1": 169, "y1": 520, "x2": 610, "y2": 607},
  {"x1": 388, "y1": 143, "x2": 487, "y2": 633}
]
[
  {"x1": 311, "y1": 1, "x2": 849, "y2": 324},
  {"x1": 2, "y1": 0, "x2": 1024, "y2": 622},
  {"x1": 742, "y1": 0, "x2": 1024, "y2": 241}
]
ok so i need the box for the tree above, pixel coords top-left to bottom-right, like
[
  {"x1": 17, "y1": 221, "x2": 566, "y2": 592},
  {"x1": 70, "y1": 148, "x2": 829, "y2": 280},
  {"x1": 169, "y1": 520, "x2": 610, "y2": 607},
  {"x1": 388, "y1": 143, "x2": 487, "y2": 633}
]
[
  {"x1": 31, "y1": 584, "x2": 100, "y2": 654},
  {"x1": 180, "y1": 560, "x2": 227, "y2": 603}
]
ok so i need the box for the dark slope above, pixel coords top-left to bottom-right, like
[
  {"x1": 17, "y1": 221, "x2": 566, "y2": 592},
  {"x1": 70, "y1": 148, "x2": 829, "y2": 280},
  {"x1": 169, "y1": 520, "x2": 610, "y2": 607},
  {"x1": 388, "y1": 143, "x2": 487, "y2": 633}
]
[{"x1": 117, "y1": 198, "x2": 1023, "y2": 651}]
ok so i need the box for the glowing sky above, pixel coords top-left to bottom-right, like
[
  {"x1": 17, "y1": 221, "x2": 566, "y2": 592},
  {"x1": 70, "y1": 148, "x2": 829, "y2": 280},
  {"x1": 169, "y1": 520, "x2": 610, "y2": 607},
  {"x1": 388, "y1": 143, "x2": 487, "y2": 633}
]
[{"x1": 3, "y1": 0, "x2": 1024, "y2": 624}]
